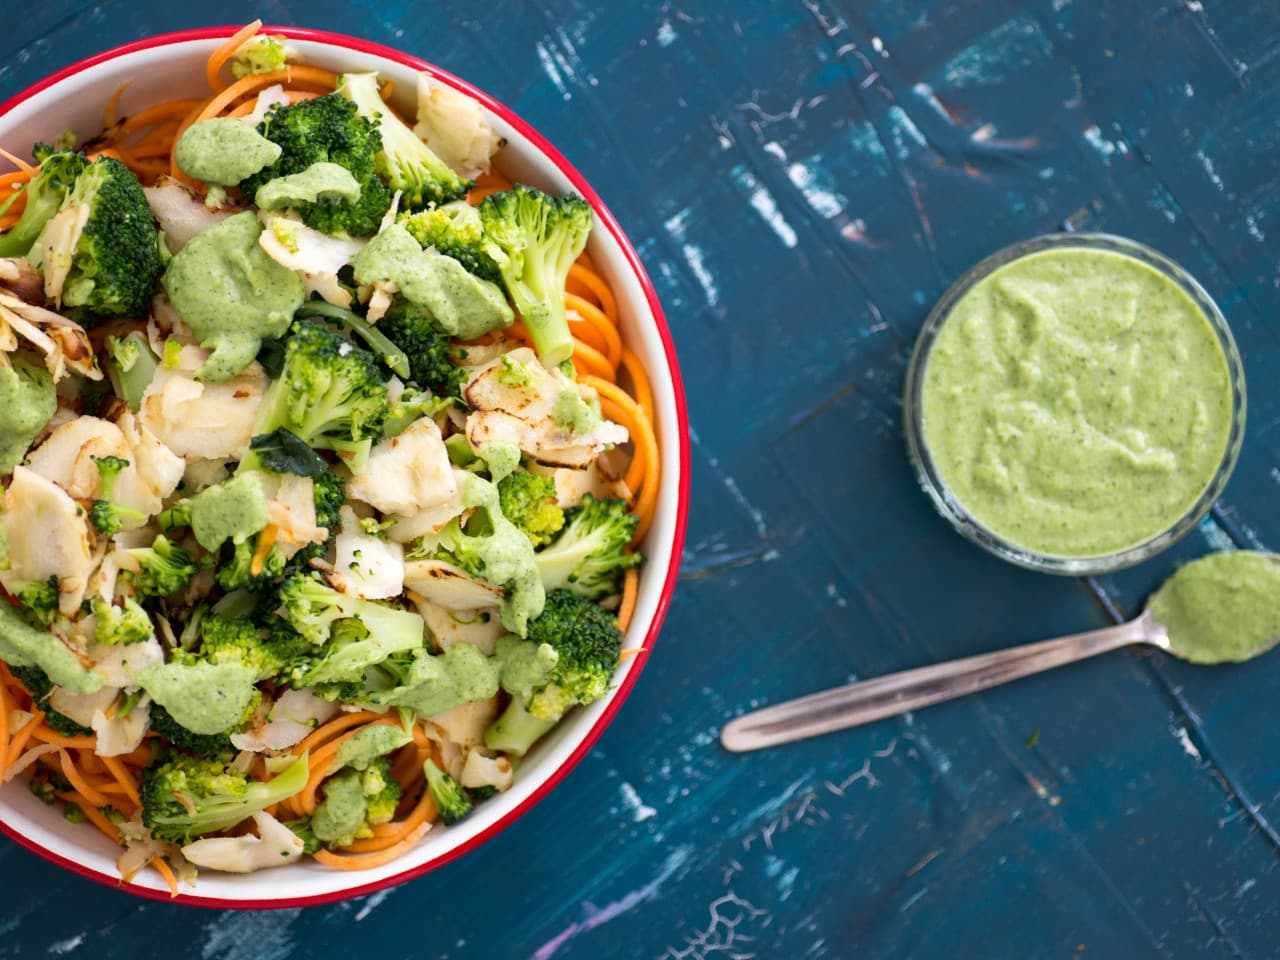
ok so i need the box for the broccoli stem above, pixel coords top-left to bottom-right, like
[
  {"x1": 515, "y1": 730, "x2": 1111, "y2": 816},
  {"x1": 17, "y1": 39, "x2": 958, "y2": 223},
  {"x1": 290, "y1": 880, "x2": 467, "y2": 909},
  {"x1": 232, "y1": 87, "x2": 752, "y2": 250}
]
[
  {"x1": 483, "y1": 694, "x2": 556, "y2": 757},
  {"x1": 520, "y1": 305, "x2": 575, "y2": 368},
  {"x1": 104, "y1": 332, "x2": 158, "y2": 413}
]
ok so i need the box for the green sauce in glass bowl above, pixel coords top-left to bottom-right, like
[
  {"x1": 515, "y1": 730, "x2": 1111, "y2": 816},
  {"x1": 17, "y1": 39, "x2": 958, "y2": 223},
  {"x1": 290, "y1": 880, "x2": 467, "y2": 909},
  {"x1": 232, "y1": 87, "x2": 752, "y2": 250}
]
[{"x1": 904, "y1": 234, "x2": 1246, "y2": 575}]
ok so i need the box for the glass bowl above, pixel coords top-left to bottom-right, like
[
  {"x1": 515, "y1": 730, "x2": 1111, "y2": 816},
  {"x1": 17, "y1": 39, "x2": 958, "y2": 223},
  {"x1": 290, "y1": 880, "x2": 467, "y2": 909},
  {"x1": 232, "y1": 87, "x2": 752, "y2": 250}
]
[{"x1": 903, "y1": 232, "x2": 1246, "y2": 575}]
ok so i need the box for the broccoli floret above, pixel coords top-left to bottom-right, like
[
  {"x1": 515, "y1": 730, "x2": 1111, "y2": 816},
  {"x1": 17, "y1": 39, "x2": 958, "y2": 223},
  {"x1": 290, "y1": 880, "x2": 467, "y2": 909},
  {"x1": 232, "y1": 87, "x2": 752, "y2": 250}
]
[
  {"x1": 287, "y1": 470, "x2": 346, "y2": 572},
  {"x1": 399, "y1": 202, "x2": 501, "y2": 284},
  {"x1": 230, "y1": 35, "x2": 290, "y2": 79},
  {"x1": 384, "y1": 386, "x2": 453, "y2": 438},
  {"x1": 140, "y1": 751, "x2": 309, "y2": 844},
  {"x1": 12, "y1": 575, "x2": 60, "y2": 628},
  {"x1": 241, "y1": 320, "x2": 388, "y2": 474},
  {"x1": 0, "y1": 146, "x2": 88, "y2": 258},
  {"x1": 40, "y1": 155, "x2": 164, "y2": 319},
  {"x1": 103, "y1": 331, "x2": 158, "y2": 413},
  {"x1": 189, "y1": 613, "x2": 305, "y2": 680},
  {"x1": 358, "y1": 516, "x2": 398, "y2": 539},
  {"x1": 156, "y1": 500, "x2": 193, "y2": 533},
  {"x1": 295, "y1": 300, "x2": 410, "y2": 381},
  {"x1": 498, "y1": 471, "x2": 564, "y2": 548},
  {"x1": 479, "y1": 184, "x2": 593, "y2": 365},
  {"x1": 275, "y1": 573, "x2": 425, "y2": 684},
  {"x1": 214, "y1": 536, "x2": 288, "y2": 592},
  {"x1": 88, "y1": 454, "x2": 146, "y2": 535},
  {"x1": 283, "y1": 816, "x2": 323, "y2": 854},
  {"x1": 423, "y1": 758, "x2": 473, "y2": 825},
  {"x1": 484, "y1": 590, "x2": 622, "y2": 757},
  {"x1": 29, "y1": 776, "x2": 57, "y2": 805},
  {"x1": 0, "y1": 356, "x2": 56, "y2": 474},
  {"x1": 377, "y1": 299, "x2": 465, "y2": 399},
  {"x1": 310, "y1": 470, "x2": 347, "y2": 533},
  {"x1": 120, "y1": 535, "x2": 198, "y2": 597},
  {"x1": 273, "y1": 573, "x2": 397, "y2": 648},
  {"x1": 63, "y1": 804, "x2": 87, "y2": 823},
  {"x1": 92, "y1": 596, "x2": 153, "y2": 645},
  {"x1": 7, "y1": 664, "x2": 93, "y2": 736},
  {"x1": 536, "y1": 495, "x2": 641, "y2": 601},
  {"x1": 241, "y1": 93, "x2": 392, "y2": 236},
  {"x1": 147, "y1": 703, "x2": 236, "y2": 755},
  {"x1": 28, "y1": 767, "x2": 70, "y2": 805},
  {"x1": 90, "y1": 454, "x2": 128, "y2": 492},
  {"x1": 361, "y1": 756, "x2": 402, "y2": 824},
  {"x1": 339, "y1": 72, "x2": 471, "y2": 208},
  {"x1": 47, "y1": 708, "x2": 92, "y2": 737}
]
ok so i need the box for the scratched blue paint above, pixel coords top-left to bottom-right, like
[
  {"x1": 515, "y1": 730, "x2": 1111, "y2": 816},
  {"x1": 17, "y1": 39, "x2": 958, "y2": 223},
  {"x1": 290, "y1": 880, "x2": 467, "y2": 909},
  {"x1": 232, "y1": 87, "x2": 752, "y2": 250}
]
[{"x1": 1, "y1": 1, "x2": 1280, "y2": 958}]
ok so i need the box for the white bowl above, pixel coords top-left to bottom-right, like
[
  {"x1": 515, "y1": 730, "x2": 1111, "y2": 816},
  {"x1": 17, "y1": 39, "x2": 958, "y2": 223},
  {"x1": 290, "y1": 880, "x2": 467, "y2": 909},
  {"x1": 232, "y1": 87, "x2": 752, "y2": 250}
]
[{"x1": 0, "y1": 26, "x2": 689, "y2": 908}]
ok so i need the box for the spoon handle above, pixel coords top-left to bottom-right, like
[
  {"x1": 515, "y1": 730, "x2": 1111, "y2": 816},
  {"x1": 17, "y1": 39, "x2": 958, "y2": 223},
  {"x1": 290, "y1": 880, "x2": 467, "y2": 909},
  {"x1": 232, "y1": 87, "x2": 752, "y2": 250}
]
[{"x1": 721, "y1": 618, "x2": 1155, "y2": 752}]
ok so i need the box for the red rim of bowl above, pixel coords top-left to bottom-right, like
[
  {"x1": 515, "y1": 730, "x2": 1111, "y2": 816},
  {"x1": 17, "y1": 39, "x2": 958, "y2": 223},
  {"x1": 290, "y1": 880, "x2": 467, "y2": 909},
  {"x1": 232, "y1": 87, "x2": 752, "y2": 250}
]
[{"x1": 0, "y1": 24, "x2": 690, "y2": 909}]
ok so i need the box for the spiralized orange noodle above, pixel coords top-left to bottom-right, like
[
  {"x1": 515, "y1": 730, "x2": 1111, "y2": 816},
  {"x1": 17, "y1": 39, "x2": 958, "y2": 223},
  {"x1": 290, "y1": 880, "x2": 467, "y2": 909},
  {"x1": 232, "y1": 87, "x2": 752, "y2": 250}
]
[{"x1": 0, "y1": 21, "x2": 660, "y2": 892}]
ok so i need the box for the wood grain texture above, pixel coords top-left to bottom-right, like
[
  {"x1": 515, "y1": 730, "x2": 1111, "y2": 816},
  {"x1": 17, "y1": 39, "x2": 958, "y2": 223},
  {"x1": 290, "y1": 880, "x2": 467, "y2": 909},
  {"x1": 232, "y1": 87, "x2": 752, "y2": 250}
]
[{"x1": 2, "y1": 1, "x2": 1280, "y2": 957}]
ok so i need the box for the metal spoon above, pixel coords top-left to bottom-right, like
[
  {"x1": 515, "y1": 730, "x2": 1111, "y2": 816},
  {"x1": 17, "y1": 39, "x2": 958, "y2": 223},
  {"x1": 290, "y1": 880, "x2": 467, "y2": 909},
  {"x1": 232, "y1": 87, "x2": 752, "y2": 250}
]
[{"x1": 720, "y1": 552, "x2": 1279, "y2": 753}]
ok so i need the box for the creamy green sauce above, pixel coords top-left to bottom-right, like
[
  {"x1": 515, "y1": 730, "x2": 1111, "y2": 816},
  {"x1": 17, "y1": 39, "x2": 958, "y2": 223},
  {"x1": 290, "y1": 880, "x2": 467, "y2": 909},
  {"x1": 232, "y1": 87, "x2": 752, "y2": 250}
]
[
  {"x1": 331, "y1": 723, "x2": 412, "y2": 773},
  {"x1": 371, "y1": 641, "x2": 501, "y2": 716},
  {"x1": 311, "y1": 768, "x2": 367, "y2": 843},
  {"x1": 0, "y1": 357, "x2": 55, "y2": 474},
  {"x1": 1148, "y1": 551, "x2": 1280, "y2": 664},
  {"x1": 464, "y1": 474, "x2": 545, "y2": 634},
  {"x1": 496, "y1": 634, "x2": 558, "y2": 699},
  {"x1": 0, "y1": 601, "x2": 102, "y2": 693},
  {"x1": 351, "y1": 224, "x2": 513, "y2": 339},
  {"x1": 498, "y1": 354, "x2": 535, "y2": 387},
  {"x1": 133, "y1": 661, "x2": 259, "y2": 735},
  {"x1": 255, "y1": 162, "x2": 361, "y2": 211},
  {"x1": 552, "y1": 388, "x2": 601, "y2": 434},
  {"x1": 162, "y1": 211, "x2": 304, "y2": 382},
  {"x1": 174, "y1": 118, "x2": 282, "y2": 185},
  {"x1": 189, "y1": 471, "x2": 271, "y2": 551},
  {"x1": 921, "y1": 247, "x2": 1233, "y2": 558},
  {"x1": 476, "y1": 440, "x2": 521, "y2": 485}
]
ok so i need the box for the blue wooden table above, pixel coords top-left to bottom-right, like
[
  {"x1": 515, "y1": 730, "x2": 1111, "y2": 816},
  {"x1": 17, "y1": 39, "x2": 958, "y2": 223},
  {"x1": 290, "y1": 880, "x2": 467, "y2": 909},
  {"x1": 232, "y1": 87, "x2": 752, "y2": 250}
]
[{"x1": 3, "y1": 2, "x2": 1279, "y2": 957}]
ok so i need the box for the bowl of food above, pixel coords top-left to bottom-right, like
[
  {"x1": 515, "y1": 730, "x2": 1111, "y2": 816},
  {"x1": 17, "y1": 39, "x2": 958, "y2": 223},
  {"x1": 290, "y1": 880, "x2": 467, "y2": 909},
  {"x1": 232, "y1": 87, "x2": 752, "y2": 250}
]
[
  {"x1": 904, "y1": 232, "x2": 1244, "y2": 574},
  {"x1": 0, "y1": 22, "x2": 688, "y2": 906}
]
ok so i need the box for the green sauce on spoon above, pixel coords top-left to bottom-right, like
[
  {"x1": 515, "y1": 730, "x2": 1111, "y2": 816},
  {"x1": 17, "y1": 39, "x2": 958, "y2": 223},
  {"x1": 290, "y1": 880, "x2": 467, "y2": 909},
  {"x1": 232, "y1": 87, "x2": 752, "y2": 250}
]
[{"x1": 1148, "y1": 550, "x2": 1280, "y2": 663}]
